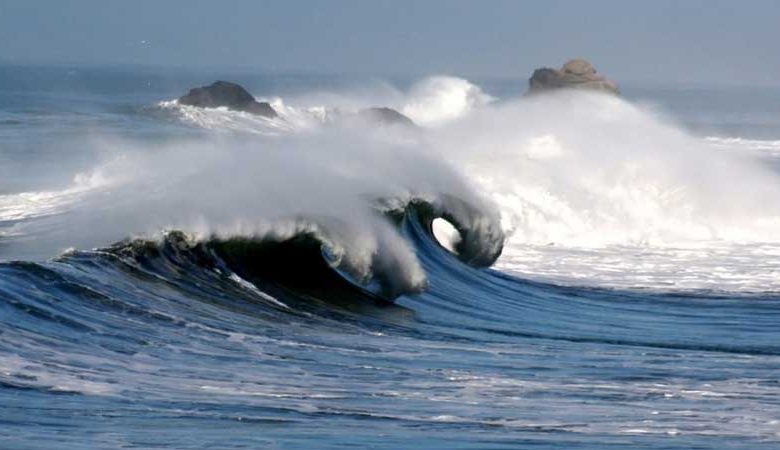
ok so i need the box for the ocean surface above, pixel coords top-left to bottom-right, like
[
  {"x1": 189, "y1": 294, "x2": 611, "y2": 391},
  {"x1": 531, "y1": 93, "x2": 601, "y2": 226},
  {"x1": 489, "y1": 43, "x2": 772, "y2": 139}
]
[{"x1": 1, "y1": 64, "x2": 780, "y2": 449}]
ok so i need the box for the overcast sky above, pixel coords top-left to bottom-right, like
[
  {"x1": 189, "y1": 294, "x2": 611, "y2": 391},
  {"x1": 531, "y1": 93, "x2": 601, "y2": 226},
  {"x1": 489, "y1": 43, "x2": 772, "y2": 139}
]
[{"x1": 2, "y1": 0, "x2": 778, "y2": 85}]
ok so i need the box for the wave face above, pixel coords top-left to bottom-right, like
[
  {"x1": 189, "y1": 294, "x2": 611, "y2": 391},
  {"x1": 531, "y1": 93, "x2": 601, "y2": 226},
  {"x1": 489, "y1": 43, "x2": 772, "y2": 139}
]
[{"x1": 2, "y1": 66, "x2": 780, "y2": 449}]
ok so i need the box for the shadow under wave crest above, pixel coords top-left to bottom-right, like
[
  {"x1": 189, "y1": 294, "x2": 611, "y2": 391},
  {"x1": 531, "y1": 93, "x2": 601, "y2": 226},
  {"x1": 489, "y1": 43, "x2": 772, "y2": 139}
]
[{"x1": 100, "y1": 194, "x2": 505, "y2": 313}]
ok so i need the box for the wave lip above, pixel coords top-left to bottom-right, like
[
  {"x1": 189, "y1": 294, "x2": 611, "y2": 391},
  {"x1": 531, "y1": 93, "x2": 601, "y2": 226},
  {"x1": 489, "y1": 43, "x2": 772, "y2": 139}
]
[
  {"x1": 396, "y1": 195, "x2": 505, "y2": 268},
  {"x1": 101, "y1": 192, "x2": 505, "y2": 303}
]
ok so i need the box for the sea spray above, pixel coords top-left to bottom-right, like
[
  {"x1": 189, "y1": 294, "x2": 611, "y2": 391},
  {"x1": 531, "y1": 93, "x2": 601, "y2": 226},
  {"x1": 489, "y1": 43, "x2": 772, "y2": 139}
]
[
  {"x1": 0, "y1": 124, "x2": 500, "y2": 295},
  {"x1": 4, "y1": 75, "x2": 780, "y2": 290},
  {"x1": 431, "y1": 90, "x2": 780, "y2": 247}
]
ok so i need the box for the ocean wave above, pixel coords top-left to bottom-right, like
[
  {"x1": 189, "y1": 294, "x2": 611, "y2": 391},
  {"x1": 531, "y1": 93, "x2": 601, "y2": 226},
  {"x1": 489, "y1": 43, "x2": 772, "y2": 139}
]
[
  {"x1": 417, "y1": 89, "x2": 780, "y2": 291},
  {"x1": 705, "y1": 136, "x2": 780, "y2": 156},
  {"x1": 102, "y1": 195, "x2": 503, "y2": 301},
  {"x1": 5, "y1": 76, "x2": 780, "y2": 294},
  {"x1": 4, "y1": 69, "x2": 780, "y2": 449},
  {"x1": 155, "y1": 99, "x2": 297, "y2": 135}
]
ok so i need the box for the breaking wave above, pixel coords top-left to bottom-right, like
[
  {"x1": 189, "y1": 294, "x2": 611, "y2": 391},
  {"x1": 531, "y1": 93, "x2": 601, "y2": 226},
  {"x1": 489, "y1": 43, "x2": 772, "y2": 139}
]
[
  {"x1": 3, "y1": 76, "x2": 780, "y2": 292},
  {"x1": 3, "y1": 68, "x2": 780, "y2": 449}
]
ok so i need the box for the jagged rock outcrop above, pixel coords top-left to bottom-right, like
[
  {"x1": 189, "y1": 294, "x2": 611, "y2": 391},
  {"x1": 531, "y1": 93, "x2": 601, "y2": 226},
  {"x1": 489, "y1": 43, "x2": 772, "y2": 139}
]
[
  {"x1": 527, "y1": 59, "x2": 619, "y2": 95},
  {"x1": 357, "y1": 107, "x2": 416, "y2": 127},
  {"x1": 177, "y1": 81, "x2": 277, "y2": 117}
]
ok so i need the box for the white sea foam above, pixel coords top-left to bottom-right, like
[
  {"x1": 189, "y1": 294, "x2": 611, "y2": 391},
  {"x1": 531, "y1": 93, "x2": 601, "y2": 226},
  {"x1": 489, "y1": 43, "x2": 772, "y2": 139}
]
[
  {"x1": 0, "y1": 169, "x2": 114, "y2": 224},
  {"x1": 0, "y1": 121, "x2": 495, "y2": 295},
  {"x1": 4, "y1": 77, "x2": 780, "y2": 292},
  {"x1": 400, "y1": 76, "x2": 493, "y2": 126},
  {"x1": 433, "y1": 91, "x2": 780, "y2": 245},
  {"x1": 0, "y1": 354, "x2": 116, "y2": 395},
  {"x1": 705, "y1": 136, "x2": 780, "y2": 157},
  {"x1": 227, "y1": 273, "x2": 290, "y2": 309},
  {"x1": 157, "y1": 100, "x2": 297, "y2": 135},
  {"x1": 422, "y1": 89, "x2": 780, "y2": 291}
]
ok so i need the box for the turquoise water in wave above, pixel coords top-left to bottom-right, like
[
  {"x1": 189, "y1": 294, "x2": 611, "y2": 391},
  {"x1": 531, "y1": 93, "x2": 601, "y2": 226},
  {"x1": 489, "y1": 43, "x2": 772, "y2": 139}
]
[{"x1": 1, "y1": 65, "x2": 780, "y2": 449}]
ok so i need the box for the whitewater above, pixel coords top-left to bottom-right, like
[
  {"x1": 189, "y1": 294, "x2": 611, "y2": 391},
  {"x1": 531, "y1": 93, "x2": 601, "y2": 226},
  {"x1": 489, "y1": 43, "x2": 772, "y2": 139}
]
[
  {"x1": 1, "y1": 65, "x2": 779, "y2": 449},
  {"x1": 4, "y1": 73, "x2": 780, "y2": 292}
]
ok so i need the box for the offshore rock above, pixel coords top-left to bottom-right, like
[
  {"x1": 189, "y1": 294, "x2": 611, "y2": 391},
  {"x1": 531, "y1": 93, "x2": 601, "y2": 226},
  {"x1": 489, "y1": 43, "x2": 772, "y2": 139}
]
[
  {"x1": 177, "y1": 81, "x2": 277, "y2": 117},
  {"x1": 528, "y1": 59, "x2": 619, "y2": 95},
  {"x1": 357, "y1": 107, "x2": 416, "y2": 127}
]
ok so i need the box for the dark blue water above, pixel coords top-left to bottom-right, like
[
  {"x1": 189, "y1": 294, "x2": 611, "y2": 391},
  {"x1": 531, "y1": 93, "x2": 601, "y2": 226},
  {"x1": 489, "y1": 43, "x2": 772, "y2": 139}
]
[{"x1": 1, "y1": 65, "x2": 780, "y2": 449}]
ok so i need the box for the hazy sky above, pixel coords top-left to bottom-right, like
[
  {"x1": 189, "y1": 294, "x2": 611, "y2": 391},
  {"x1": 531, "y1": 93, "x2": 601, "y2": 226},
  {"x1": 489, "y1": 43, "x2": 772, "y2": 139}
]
[{"x1": 2, "y1": 0, "x2": 779, "y2": 85}]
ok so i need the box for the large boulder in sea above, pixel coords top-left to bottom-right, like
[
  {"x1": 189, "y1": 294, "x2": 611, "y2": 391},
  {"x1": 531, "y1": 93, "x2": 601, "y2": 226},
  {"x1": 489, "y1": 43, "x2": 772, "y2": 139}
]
[
  {"x1": 357, "y1": 107, "x2": 416, "y2": 127},
  {"x1": 527, "y1": 59, "x2": 619, "y2": 95},
  {"x1": 177, "y1": 81, "x2": 278, "y2": 118}
]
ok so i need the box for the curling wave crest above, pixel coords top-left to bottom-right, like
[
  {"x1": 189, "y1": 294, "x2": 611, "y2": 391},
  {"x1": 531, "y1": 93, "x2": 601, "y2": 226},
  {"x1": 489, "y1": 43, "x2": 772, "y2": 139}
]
[{"x1": 3, "y1": 77, "x2": 780, "y2": 293}]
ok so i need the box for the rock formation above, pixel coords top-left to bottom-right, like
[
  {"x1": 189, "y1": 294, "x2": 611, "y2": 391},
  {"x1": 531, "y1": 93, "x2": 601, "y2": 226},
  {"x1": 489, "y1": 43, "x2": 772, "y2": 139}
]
[
  {"x1": 527, "y1": 59, "x2": 619, "y2": 95},
  {"x1": 177, "y1": 81, "x2": 277, "y2": 117},
  {"x1": 357, "y1": 107, "x2": 416, "y2": 127}
]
